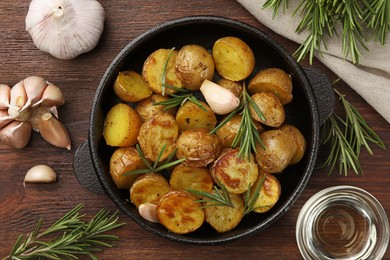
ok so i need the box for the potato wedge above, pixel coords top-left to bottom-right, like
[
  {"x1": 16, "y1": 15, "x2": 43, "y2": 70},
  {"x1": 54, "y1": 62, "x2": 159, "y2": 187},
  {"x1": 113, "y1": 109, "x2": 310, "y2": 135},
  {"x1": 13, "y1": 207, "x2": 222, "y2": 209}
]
[
  {"x1": 279, "y1": 124, "x2": 306, "y2": 164},
  {"x1": 176, "y1": 128, "x2": 221, "y2": 168},
  {"x1": 175, "y1": 44, "x2": 214, "y2": 91},
  {"x1": 204, "y1": 192, "x2": 244, "y2": 233},
  {"x1": 137, "y1": 113, "x2": 179, "y2": 162},
  {"x1": 248, "y1": 68, "x2": 293, "y2": 105},
  {"x1": 130, "y1": 173, "x2": 170, "y2": 208},
  {"x1": 175, "y1": 100, "x2": 217, "y2": 132},
  {"x1": 136, "y1": 94, "x2": 176, "y2": 122},
  {"x1": 109, "y1": 147, "x2": 145, "y2": 189},
  {"x1": 113, "y1": 70, "x2": 152, "y2": 102},
  {"x1": 103, "y1": 103, "x2": 141, "y2": 147},
  {"x1": 170, "y1": 164, "x2": 213, "y2": 194},
  {"x1": 156, "y1": 191, "x2": 204, "y2": 234},
  {"x1": 212, "y1": 36, "x2": 255, "y2": 81},
  {"x1": 248, "y1": 170, "x2": 281, "y2": 213},
  {"x1": 249, "y1": 92, "x2": 285, "y2": 127},
  {"x1": 211, "y1": 148, "x2": 258, "y2": 194},
  {"x1": 142, "y1": 48, "x2": 183, "y2": 95}
]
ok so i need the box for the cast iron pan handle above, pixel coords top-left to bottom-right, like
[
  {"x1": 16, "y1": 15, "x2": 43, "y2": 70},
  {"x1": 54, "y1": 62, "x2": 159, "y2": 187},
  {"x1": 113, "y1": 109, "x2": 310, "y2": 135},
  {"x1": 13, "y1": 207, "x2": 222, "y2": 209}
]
[
  {"x1": 303, "y1": 67, "x2": 335, "y2": 125},
  {"x1": 74, "y1": 68, "x2": 336, "y2": 194}
]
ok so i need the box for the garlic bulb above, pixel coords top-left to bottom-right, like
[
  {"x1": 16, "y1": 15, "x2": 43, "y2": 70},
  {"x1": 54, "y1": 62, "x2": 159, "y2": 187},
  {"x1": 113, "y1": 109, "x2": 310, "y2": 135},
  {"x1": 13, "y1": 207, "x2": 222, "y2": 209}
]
[
  {"x1": 25, "y1": 0, "x2": 105, "y2": 60},
  {"x1": 0, "y1": 76, "x2": 70, "y2": 149}
]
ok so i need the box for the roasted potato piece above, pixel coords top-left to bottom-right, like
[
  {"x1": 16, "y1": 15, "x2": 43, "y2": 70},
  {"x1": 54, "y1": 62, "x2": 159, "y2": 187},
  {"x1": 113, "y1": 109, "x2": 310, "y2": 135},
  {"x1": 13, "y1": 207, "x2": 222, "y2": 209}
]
[
  {"x1": 142, "y1": 48, "x2": 183, "y2": 94},
  {"x1": 170, "y1": 164, "x2": 213, "y2": 194},
  {"x1": 175, "y1": 100, "x2": 217, "y2": 132},
  {"x1": 212, "y1": 36, "x2": 255, "y2": 81},
  {"x1": 156, "y1": 191, "x2": 204, "y2": 234},
  {"x1": 248, "y1": 170, "x2": 281, "y2": 213},
  {"x1": 113, "y1": 70, "x2": 153, "y2": 102},
  {"x1": 103, "y1": 103, "x2": 141, "y2": 147},
  {"x1": 109, "y1": 147, "x2": 145, "y2": 189},
  {"x1": 204, "y1": 192, "x2": 244, "y2": 233},
  {"x1": 279, "y1": 124, "x2": 306, "y2": 164},
  {"x1": 176, "y1": 128, "x2": 222, "y2": 168},
  {"x1": 216, "y1": 78, "x2": 243, "y2": 97},
  {"x1": 211, "y1": 148, "x2": 258, "y2": 194},
  {"x1": 175, "y1": 44, "x2": 215, "y2": 91},
  {"x1": 216, "y1": 114, "x2": 264, "y2": 148},
  {"x1": 248, "y1": 68, "x2": 293, "y2": 105},
  {"x1": 249, "y1": 92, "x2": 285, "y2": 127},
  {"x1": 137, "y1": 113, "x2": 179, "y2": 162},
  {"x1": 136, "y1": 94, "x2": 176, "y2": 122},
  {"x1": 130, "y1": 173, "x2": 170, "y2": 208},
  {"x1": 255, "y1": 128, "x2": 297, "y2": 173}
]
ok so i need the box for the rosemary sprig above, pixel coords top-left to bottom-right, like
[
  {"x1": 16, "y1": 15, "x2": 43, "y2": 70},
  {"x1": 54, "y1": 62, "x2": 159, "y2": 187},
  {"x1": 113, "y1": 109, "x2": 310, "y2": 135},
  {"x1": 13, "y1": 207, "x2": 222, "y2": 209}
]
[
  {"x1": 263, "y1": 0, "x2": 389, "y2": 64},
  {"x1": 188, "y1": 179, "x2": 234, "y2": 208},
  {"x1": 211, "y1": 84, "x2": 265, "y2": 160},
  {"x1": 124, "y1": 144, "x2": 185, "y2": 175},
  {"x1": 319, "y1": 88, "x2": 385, "y2": 176},
  {"x1": 4, "y1": 204, "x2": 125, "y2": 260}
]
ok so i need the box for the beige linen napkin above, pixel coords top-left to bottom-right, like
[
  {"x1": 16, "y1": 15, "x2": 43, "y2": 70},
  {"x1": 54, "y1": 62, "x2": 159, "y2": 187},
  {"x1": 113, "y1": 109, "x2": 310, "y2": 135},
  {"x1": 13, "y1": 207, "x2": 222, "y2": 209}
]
[{"x1": 238, "y1": 0, "x2": 390, "y2": 123}]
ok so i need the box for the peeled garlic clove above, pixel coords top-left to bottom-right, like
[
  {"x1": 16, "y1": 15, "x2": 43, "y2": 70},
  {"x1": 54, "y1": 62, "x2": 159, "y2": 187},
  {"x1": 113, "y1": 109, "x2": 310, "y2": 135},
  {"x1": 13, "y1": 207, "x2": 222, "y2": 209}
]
[
  {"x1": 25, "y1": 0, "x2": 105, "y2": 60},
  {"x1": 22, "y1": 76, "x2": 47, "y2": 109},
  {"x1": 138, "y1": 203, "x2": 159, "y2": 223},
  {"x1": 0, "y1": 121, "x2": 32, "y2": 149},
  {"x1": 200, "y1": 79, "x2": 240, "y2": 115},
  {"x1": 34, "y1": 82, "x2": 65, "y2": 107},
  {"x1": 39, "y1": 113, "x2": 71, "y2": 150},
  {"x1": 24, "y1": 164, "x2": 57, "y2": 185},
  {"x1": 0, "y1": 84, "x2": 11, "y2": 109}
]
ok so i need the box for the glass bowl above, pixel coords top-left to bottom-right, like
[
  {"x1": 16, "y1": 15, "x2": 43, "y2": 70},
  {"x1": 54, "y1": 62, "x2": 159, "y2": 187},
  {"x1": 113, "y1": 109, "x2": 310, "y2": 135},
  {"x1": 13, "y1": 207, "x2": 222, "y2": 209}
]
[{"x1": 296, "y1": 185, "x2": 389, "y2": 259}]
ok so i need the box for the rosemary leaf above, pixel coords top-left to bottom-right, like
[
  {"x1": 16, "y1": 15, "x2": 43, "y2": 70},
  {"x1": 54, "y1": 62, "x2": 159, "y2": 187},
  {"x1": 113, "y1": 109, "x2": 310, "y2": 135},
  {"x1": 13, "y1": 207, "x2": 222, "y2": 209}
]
[
  {"x1": 188, "y1": 179, "x2": 234, "y2": 208},
  {"x1": 244, "y1": 175, "x2": 266, "y2": 215},
  {"x1": 161, "y1": 47, "x2": 176, "y2": 96}
]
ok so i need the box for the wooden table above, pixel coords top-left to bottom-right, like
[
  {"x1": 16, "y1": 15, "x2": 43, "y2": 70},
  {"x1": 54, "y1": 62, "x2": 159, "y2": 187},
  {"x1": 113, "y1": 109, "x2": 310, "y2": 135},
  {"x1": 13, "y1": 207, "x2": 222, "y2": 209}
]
[{"x1": 1, "y1": 1, "x2": 389, "y2": 259}]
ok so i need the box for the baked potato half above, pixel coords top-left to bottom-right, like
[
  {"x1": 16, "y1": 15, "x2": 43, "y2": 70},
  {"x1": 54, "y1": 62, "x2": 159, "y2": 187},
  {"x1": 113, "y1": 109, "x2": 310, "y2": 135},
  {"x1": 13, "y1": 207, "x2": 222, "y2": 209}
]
[
  {"x1": 130, "y1": 173, "x2": 170, "y2": 208},
  {"x1": 113, "y1": 70, "x2": 152, "y2": 102},
  {"x1": 249, "y1": 92, "x2": 285, "y2": 128},
  {"x1": 136, "y1": 94, "x2": 177, "y2": 122},
  {"x1": 175, "y1": 100, "x2": 217, "y2": 132},
  {"x1": 169, "y1": 164, "x2": 213, "y2": 194}
]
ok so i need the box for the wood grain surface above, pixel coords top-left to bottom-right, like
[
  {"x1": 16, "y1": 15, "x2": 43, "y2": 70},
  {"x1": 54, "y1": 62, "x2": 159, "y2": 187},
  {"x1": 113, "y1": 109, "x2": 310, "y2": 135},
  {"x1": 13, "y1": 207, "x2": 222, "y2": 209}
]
[{"x1": 1, "y1": 1, "x2": 389, "y2": 259}]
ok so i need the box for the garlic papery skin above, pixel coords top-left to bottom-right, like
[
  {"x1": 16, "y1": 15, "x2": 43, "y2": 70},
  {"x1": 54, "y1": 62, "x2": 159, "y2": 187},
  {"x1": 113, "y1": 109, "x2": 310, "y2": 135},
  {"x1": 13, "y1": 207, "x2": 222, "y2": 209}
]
[
  {"x1": 8, "y1": 81, "x2": 28, "y2": 120},
  {"x1": 39, "y1": 113, "x2": 71, "y2": 150},
  {"x1": 200, "y1": 79, "x2": 240, "y2": 115},
  {"x1": 24, "y1": 164, "x2": 57, "y2": 185},
  {"x1": 33, "y1": 82, "x2": 65, "y2": 107},
  {"x1": 0, "y1": 110, "x2": 13, "y2": 130},
  {"x1": 25, "y1": 0, "x2": 105, "y2": 60},
  {"x1": 22, "y1": 76, "x2": 48, "y2": 110},
  {"x1": 0, "y1": 84, "x2": 11, "y2": 109},
  {"x1": 0, "y1": 121, "x2": 32, "y2": 149}
]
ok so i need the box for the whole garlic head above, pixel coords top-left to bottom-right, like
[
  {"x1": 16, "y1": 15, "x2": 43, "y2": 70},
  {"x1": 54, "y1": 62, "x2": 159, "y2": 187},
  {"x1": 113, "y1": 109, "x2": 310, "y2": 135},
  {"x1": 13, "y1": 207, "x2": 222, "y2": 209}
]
[{"x1": 25, "y1": 0, "x2": 105, "y2": 60}]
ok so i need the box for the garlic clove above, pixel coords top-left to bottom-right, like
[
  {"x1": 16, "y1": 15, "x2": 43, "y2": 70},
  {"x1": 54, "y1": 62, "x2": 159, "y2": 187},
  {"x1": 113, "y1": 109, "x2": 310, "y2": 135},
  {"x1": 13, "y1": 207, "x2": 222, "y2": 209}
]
[
  {"x1": 138, "y1": 203, "x2": 159, "y2": 223},
  {"x1": 8, "y1": 81, "x2": 27, "y2": 112},
  {"x1": 25, "y1": 0, "x2": 105, "y2": 60},
  {"x1": 24, "y1": 164, "x2": 57, "y2": 185},
  {"x1": 29, "y1": 106, "x2": 52, "y2": 131},
  {"x1": 200, "y1": 79, "x2": 240, "y2": 115},
  {"x1": 0, "y1": 121, "x2": 32, "y2": 149},
  {"x1": 34, "y1": 82, "x2": 65, "y2": 107},
  {"x1": 0, "y1": 84, "x2": 11, "y2": 109},
  {"x1": 0, "y1": 110, "x2": 13, "y2": 130},
  {"x1": 38, "y1": 112, "x2": 71, "y2": 150},
  {"x1": 22, "y1": 76, "x2": 48, "y2": 109}
]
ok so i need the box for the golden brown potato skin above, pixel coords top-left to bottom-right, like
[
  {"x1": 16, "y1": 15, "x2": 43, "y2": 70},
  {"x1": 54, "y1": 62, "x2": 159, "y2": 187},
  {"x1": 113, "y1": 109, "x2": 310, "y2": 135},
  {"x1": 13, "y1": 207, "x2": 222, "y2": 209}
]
[
  {"x1": 170, "y1": 164, "x2": 213, "y2": 194},
  {"x1": 175, "y1": 44, "x2": 215, "y2": 91},
  {"x1": 137, "y1": 113, "x2": 179, "y2": 162},
  {"x1": 176, "y1": 128, "x2": 222, "y2": 168},
  {"x1": 216, "y1": 78, "x2": 243, "y2": 97},
  {"x1": 211, "y1": 148, "x2": 258, "y2": 194},
  {"x1": 136, "y1": 94, "x2": 177, "y2": 122},
  {"x1": 204, "y1": 192, "x2": 244, "y2": 233},
  {"x1": 156, "y1": 191, "x2": 204, "y2": 234},
  {"x1": 109, "y1": 147, "x2": 145, "y2": 189},
  {"x1": 279, "y1": 124, "x2": 306, "y2": 164},
  {"x1": 249, "y1": 92, "x2": 285, "y2": 128},
  {"x1": 175, "y1": 101, "x2": 217, "y2": 132},
  {"x1": 113, "y1": 70, "x2": 153, "y2": 102},
  {"x1": 103, "y1": 103, "x2": 141, "y2": 147},
  {"x1": 249, "y1": 170, "x2": 281, "y2": 213},
  {"x1": 130, "y1": 173, "x2": 170, "y2": 208},
  {"x1": 216, "y1": 114, "x2": 264, "y2": 148},
  {"x1": 248, "y1": 68, "x2": 293, "y2": 105},
  {"x1": 212, "y1": 36, "x2": 255, "y2": 81},
  {"x1": 142, "y1": 48, "x2": 183, "y2": 95}
]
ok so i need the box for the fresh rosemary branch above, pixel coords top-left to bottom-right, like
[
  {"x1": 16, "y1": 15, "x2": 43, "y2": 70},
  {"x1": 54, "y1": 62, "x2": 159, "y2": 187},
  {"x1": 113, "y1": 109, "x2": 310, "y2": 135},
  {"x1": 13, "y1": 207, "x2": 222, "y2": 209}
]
[
  {"x1": 319, "y1": 88, "x2": 385, "y2": 176},
  {"x1": 263, "y1": 0, "x2": 389, "y2": 64},
  {"x1": 124, "y1": 144, "x2": 185, "y2": 175},
  {"x1": 188, "y1": 179, "x2": 234, "y2": 208},
  {"x1": 4, "y1": 204, "x2": 125, "y2": 260}
]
